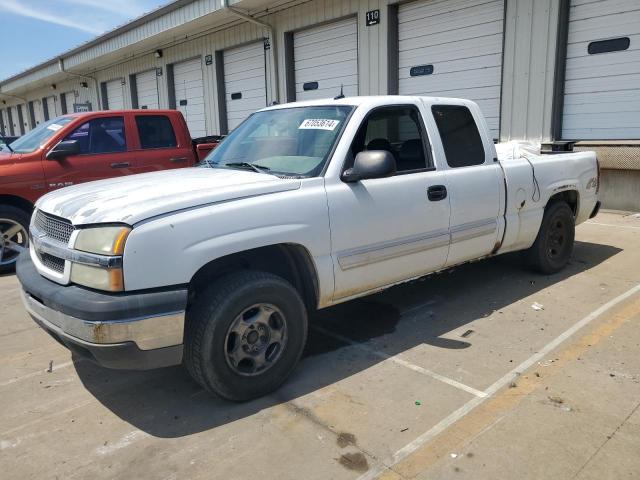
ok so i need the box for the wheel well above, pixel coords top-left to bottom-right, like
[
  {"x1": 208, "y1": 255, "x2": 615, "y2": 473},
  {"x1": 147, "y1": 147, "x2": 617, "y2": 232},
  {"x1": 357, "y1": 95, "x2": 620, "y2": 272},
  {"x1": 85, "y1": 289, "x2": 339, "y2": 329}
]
[
  {"x1": 188, "y1": 244, "x2": 319, "y2": 312},
  {"x1": 547, "y1": 190, "x2": 578, "y2": 216},
  {"x1": 0, "y1": 195, "x2": 34, "y2": 215}
]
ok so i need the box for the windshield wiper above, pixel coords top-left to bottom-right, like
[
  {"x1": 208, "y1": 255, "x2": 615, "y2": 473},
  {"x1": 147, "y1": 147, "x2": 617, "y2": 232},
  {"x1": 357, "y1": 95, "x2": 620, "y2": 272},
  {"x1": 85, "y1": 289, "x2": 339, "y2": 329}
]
[
  {"x1": 1, "y1": 140, "x2": 13, "y2": 153},
  {"x1": 224, "y1": 162, "x2": 271, "y2": 174}
]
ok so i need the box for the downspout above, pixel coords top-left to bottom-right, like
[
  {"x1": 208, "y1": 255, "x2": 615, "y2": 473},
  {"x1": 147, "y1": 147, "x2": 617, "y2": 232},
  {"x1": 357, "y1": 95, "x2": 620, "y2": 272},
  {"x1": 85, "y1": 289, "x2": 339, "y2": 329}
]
[
  {"x1": 221, "y1": 0, "x2": 280, "y2": 104},
  {"x1": 58, "y1": 58, "x2": 101, "y2": 109}
]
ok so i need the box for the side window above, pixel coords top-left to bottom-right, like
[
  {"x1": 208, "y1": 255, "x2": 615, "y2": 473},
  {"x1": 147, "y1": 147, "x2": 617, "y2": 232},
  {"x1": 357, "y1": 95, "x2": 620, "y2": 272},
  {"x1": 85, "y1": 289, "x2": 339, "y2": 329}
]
[
  {"x1": 431, "y1": 105, "x2": 484, "y2": 168},
  {"x1": 135, "y1": 115, "x2": 177, "y2": 149},
  {"x1": 64, "y1": 117, "x2": 126, "y2": 154},
  {"x1": 350, "y1": 106, "x2": 429, "y2": 173}
]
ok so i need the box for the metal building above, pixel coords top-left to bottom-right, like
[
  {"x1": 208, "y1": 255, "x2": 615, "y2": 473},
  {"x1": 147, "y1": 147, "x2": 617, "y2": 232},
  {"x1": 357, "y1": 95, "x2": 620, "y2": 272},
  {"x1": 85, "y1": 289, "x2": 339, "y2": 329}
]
[{"x1": 0, "y1": 0, "x2": 638, "y2": 210}]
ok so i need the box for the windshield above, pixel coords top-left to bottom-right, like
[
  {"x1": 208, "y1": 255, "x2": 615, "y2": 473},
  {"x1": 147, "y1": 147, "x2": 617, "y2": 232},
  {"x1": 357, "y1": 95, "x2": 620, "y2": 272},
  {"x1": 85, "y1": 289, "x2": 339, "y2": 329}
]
[
  {"x1": 9, "y1": 117, "x2": 74, "y2": 154},
  {"x1": 200, "y1": 105, "x2": 353, "y2": 177}
]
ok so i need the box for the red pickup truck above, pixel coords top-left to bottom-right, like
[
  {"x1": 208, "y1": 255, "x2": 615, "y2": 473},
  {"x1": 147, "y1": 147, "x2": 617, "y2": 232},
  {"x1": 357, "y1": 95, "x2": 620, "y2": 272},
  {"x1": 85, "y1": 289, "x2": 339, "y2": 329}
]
[{"x1": 0, "y1": 109, "x2": 219, "y2": 273}]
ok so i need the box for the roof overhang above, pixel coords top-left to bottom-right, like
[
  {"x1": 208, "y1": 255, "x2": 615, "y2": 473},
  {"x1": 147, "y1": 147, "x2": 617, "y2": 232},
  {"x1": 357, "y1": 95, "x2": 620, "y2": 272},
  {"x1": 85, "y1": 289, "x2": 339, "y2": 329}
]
[{"x1": 0, "y1": 0, "x2": 284, "y2": 97}]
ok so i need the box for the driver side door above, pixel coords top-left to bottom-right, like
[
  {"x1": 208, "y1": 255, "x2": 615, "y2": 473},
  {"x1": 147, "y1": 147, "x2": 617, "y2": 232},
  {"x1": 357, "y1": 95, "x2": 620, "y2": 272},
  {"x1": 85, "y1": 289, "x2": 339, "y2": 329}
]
[
  {"x1": 325, "y1": 105, "x2": 451, "y2": 301},
  {"x1": 42, "y1": 116, "x2": 135, "y2": 192}
]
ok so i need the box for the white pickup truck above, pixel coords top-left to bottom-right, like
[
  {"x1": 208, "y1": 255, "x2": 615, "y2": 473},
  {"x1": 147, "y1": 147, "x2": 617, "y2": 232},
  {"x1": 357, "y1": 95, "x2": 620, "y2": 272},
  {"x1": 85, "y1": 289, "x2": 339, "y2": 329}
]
[{"x1": 17, "y1": 96, "x2": 600, "y2": 401}]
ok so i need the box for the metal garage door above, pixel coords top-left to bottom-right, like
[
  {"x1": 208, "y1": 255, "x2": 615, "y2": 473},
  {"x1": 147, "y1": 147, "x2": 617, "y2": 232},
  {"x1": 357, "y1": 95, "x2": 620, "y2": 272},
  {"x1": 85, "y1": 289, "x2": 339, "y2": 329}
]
[
  {"x1": 293, "y1": 17, "x2": 359, "y2": 101},
  {"x1": 11, "y1": 106, "x2": 23, "y2": 135},
  {"x1": 45, "y1": 96, "x2": 58, "y2": 119},
  {"x1": 562, "y1": 0, "x2": 640, "y2": 140},
  {"x1": 173, "y1": 57, "x2": 206, "y2": 137},
  {"x1": 135, "y1": 70, "x2": 159, "y2": 110},
  {"x1": 32, "y1": 100, "x2": 45, "y2": 127},
  {"x1": 106, "y1": 79, "x2": 125, "y2": 110},
  {"x1": 1, "y1": 109, "x2": 8, "y2": 135},
  {"x1": 223, "y1": 42, "x2": 267, "y2": 131},
  {"x1": 63, "y1": 92, "x2": 75, "y2": 114},
  {"x1": 398, "y1": 0, "x2": 504, "y2": 139}
]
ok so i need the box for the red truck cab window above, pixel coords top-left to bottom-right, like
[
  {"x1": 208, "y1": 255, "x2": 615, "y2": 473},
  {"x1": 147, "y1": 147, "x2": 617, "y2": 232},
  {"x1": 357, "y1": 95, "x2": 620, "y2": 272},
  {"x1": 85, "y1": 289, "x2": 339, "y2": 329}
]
[
  {"x1": 65, "y1": 117, "x2": 127, "y2": 154},
  {"x1": 135, "y1": 115, "x2": 177, "y2": 149}
]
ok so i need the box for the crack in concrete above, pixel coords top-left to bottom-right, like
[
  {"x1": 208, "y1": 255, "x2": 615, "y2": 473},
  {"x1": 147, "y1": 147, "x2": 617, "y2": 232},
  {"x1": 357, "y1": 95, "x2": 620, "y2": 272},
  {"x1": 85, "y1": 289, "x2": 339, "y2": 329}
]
[{"x1": 571, "y1": 399, "x2": 640, "y2": 479}]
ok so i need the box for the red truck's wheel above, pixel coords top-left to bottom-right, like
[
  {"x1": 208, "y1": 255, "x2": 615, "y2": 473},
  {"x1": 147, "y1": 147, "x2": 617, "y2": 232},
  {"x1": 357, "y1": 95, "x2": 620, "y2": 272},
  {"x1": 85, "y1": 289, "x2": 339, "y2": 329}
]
[
  {"x1": 0, "y1": 206, "x2": 30, "y2": 274},
  {"x1": 184, "y1": 270, "x2": 308, "y2": 401},
  {"x1": 524, "y1": 201, "x2": 575, "y2": 274}
]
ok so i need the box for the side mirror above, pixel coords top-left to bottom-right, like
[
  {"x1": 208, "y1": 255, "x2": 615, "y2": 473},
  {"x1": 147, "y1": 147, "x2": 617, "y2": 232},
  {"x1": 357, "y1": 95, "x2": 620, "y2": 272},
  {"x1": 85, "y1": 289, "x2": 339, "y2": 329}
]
[
  {"x1": 46, "y1": 140, "x2": 79, "y2": 160},
  {"x1": 341, "y1": 150, "x2": 396, "y2": 183}
]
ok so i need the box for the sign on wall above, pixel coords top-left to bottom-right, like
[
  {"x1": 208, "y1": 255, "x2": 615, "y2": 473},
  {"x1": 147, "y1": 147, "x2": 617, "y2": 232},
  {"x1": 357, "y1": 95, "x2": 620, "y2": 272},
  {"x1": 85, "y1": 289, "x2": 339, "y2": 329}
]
[
  {"x1": 366, "y1": 10, "x2": 380, "y2": 26},
  {"x1": 73, "y1": 102, "x2": 92, "y2": 113}
]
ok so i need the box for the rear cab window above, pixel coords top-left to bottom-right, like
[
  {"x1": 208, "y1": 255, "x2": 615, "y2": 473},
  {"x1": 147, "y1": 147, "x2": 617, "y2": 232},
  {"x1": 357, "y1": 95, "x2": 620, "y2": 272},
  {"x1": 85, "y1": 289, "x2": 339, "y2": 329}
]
[
  {"x1": 135, "y1": 115, "x2": 177, "y2": 149},
  {"x1": 431, "y1": 105, "x2": 485, "y2": 168}
]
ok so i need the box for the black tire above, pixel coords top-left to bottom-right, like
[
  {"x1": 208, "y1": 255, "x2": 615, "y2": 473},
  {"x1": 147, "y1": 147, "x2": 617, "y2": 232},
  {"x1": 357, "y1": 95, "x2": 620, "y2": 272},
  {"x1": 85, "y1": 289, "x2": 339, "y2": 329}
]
[
  {"x1": 184, "y1": 270, "x2": 308, "y2": 401},
  {"x1": 523, "y1": 201, "x2": 575, "y2": 274},
  {"x1": 0, "y1": 205, "x2": 31, "y2": 275}
]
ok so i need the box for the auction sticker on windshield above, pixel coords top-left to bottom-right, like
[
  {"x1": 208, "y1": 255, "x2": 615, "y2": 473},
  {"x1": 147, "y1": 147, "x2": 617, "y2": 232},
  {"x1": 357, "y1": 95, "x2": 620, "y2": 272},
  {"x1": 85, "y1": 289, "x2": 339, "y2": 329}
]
[
  {"x1": 299, "y1": 119, "x2": 340, "y2": 130},
  {"x1": 47, "y1": 124, "x2": 63, "y2": 131}
]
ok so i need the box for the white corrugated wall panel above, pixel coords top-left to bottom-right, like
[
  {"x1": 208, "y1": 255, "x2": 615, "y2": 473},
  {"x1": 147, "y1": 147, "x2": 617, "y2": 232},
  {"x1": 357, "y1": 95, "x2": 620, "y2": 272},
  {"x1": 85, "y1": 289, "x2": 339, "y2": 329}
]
[
  {"x1": 136, "y1": 70, "x2": 160, "y2": 109},
  {"x1": 223, "y1": 41, "x2": 267, "y2": 131},
  {"x1": 173, "y1": 57, "x2": 206, "y2": 137},
  {"x1": 293, "y1": 17, "x2": 359, "y2": 101},
  {"x1": 106, "y1": 79, "x2": 125, "y2": 110},
  {"x1": 398, "y1": 0, "x2": 504, "y2": 139},
  {"x1": 562, "y1": 0, "x2": 640, "y2": 139}
]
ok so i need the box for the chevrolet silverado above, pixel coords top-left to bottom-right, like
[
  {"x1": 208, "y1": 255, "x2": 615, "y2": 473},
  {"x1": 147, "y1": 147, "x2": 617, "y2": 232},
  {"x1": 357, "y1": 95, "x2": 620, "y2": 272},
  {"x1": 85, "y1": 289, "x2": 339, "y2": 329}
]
[{"x1": 17, "y1": 96, "x2": 600, "y2": 401}]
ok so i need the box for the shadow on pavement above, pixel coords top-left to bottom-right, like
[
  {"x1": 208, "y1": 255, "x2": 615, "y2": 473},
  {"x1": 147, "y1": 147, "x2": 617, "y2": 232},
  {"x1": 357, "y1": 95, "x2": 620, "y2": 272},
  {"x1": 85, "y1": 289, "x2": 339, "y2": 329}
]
[{"x1": 74, "y1": 240, "x2": 621, "y2": 438}]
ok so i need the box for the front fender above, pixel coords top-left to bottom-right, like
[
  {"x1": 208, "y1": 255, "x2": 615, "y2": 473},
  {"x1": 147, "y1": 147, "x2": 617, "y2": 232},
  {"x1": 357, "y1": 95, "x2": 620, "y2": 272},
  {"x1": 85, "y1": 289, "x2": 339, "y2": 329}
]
[{"x1": 121, "y1": 181, "x2": 334, "y2": 304}]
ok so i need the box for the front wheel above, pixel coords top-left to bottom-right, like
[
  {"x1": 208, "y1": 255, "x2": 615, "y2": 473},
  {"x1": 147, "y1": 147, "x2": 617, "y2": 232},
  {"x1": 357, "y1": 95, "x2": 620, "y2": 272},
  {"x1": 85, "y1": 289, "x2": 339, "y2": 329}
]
[
  {"x1": 0, "y1": 205, "x2": 30, "y2": 275},
  {"x1": 184, "y1": 270, "x2": 308, "y2": 401},
  {"x1": 523, "y1": 201, "x2": 575, "y2": 274}
]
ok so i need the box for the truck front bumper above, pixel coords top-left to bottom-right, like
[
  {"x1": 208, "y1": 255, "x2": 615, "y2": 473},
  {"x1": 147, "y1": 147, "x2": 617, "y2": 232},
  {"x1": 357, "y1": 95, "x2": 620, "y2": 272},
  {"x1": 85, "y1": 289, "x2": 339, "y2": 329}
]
[{"x1": 17, "y1": 252, "x2": 187, "y2": 370}]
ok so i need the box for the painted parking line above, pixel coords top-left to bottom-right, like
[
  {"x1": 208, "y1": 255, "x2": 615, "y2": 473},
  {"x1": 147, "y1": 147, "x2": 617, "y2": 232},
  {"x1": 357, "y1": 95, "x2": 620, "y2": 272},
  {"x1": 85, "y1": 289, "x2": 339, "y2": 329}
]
[
  {"x1": 310, "y1": 325, "x2": 487, "y2": 398},
  {"x1": 0, "y1": 359, "x2": 81, "y2": 388},
  {"x1": 586, "y1": 221, "x2": 640, "y2": 230},
  {"x1": 357, "y1": 282, "x2": 640, "y2": 480}
]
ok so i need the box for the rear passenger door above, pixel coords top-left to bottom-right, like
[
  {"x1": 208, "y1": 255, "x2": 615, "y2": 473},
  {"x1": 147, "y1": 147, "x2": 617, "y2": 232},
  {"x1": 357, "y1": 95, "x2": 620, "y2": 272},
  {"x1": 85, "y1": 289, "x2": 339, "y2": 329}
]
[
  {"x1": 431, "y1": 105, "x2": 503, "y2": 267},
  {"x1": 326, "y1": 104, "x2": 451, "y2": 300},
  {"x1": 133, "y1": 114, "x2": 194, "y2": 172},
  {"x1": 43, "y1": 116, "x2": 135, "y2": 191}
]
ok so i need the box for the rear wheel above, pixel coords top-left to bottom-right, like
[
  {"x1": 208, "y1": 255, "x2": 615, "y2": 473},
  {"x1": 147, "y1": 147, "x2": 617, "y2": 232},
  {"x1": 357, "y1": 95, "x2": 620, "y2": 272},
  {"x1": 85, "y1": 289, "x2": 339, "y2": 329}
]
[
  {"x1": 0, "y1": 205, "x2": 30, "y2": 275},
  {"x1": 523, "y1": 201, "x2": 575, "y2": 274},
  {"x1": 184, "y1": 270, "x2": 308, "y2": 401}
]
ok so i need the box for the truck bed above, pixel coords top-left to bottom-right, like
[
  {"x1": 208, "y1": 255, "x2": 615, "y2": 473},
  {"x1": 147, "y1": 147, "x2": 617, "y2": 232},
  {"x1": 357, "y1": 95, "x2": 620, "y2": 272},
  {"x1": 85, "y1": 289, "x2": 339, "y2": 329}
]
[{"x1": 495, "y1": 141, "x2": 599, "y2": 254}]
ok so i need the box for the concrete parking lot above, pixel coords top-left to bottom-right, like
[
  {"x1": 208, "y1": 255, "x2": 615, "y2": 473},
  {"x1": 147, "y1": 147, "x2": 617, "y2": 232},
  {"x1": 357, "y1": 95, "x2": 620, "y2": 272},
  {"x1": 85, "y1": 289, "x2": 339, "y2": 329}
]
[{"x1": 1, "y1": 211, "x2": 639, "y2": 480}]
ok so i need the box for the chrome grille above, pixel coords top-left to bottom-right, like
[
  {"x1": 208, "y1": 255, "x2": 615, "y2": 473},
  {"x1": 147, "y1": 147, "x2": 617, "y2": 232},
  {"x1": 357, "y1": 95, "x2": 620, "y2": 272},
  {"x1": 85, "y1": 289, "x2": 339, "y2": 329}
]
[
  {"x1": 39, "y1": 252, "x2": 65, "y2": 273},
  {"x1": 34, "y1": 210, "x2": 74, "y2": 245}
]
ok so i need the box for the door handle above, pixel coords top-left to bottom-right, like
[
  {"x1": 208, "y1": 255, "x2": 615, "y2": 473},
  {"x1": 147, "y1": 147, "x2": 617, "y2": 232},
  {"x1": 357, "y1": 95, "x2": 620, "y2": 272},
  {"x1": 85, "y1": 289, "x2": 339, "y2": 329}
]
[
  {"x1": 427, "y1": 185, "x2": 447, "y2": 201},
  {"x1": 110, "y1": 162, "x2": 130, "y2": 169},
  {"x1": 169, "y1": 157, "x2": 188, "y2": 163}
]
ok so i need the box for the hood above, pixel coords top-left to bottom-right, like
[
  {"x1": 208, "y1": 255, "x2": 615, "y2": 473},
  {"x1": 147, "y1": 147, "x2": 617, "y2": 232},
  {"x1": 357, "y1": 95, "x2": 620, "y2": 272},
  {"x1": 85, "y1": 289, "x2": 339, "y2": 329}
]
[{"x1": 36, "y1": 167, "x2": 301, "y2": 225}]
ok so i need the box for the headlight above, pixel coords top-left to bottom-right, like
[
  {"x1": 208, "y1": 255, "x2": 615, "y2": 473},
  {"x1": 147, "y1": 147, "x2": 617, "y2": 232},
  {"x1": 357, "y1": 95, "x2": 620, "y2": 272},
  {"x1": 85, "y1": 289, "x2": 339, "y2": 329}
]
[
  {"x1": 71, "y1": 263, "x2": 124, "y2": 292},
  {"x1": 71, "y1": 226, "x2": 131, "y2": 292},
  {"x1": 74, "y1": 226, "x2": 130, "y2": 255}
]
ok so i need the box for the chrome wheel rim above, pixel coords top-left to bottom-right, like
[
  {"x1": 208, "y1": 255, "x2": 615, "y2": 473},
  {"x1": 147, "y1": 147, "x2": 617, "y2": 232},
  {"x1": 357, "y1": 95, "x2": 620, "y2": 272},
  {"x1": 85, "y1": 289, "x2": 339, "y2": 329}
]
[
  {"x1": 0, "y1": 219, "x2": 27, "y2": 267},
  {"x1": 224, "y1": 303, "x2": 288, "y2": 376}
]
